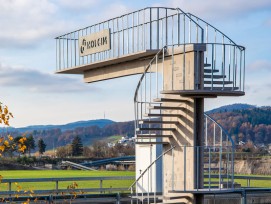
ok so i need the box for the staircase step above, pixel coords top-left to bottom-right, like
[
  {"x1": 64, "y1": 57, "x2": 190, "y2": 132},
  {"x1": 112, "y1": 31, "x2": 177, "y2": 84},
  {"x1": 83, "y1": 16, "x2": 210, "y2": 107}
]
[
  {"x1": 148, "y1": 106, "x2": 185, "y2": 110},
  {"x1": 144, "y1": 113, "x2": 181, "y2": 117},
  {"x1": 153, "y1": 98, "x2": 189, "y2": 103},
  {"x1": 139, "y1": 120, "x2": 178, "y2": 125},
  {"x1": 204, "y1": 80, "x2": 233, "y2": 85},
  {"x1": 137, "y1": 134, "x2": 173, "y2": 138},
  {"x1": 204, "y1": 68, "x2": 219, "y2": 73},
  {"x1": 203, "y1": 181, "x2": 231, "y2": 185},
  {"x1": 204, "y1": 167, "x2": 225, "y2": 171},
  {"x1": 204, "y1": 63, "x2": 211, "y2": 67},
  {"x1": 204, "y1": 74, "x2": 226, "y2": 79},
  {"x1": 204, "y1": 87, "x2": 239, "y2": 91},
  {"x1": 136, "y1": 141, "x2": 170, "y2": 145},
  {"x1": 136, "y1": 127, "x2": 176, "y2": 131}
]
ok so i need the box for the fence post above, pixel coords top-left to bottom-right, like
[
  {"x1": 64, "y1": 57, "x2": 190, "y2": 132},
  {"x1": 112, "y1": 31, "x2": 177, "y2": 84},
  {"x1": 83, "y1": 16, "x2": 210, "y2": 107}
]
[
  {"x1": 8, "y1": 182, "x2": 11, "y2": 202},
  {"x1": 56, "y1": 181, "x2": 59, "y2": 195},
  {"x1": 100, "y1": 180, "x2": 103, "y2": 193}
]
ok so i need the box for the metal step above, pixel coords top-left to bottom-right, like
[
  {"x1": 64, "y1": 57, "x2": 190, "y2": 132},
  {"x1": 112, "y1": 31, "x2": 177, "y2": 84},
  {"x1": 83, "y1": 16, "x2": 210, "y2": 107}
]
[
  {"x1": 136, "y1": 141, "x2": 170, "y2": 145},
  {"x1": 144, "y1": 113, "x2": 181, "y2": 117},
  {"x1": 204, "y1": 81, "x2": 233, "y2": 85},
  {"x1": 153, "y1": 98, "x2": 189, "y2": 103},
  {"x1": 148, "y1": 106, "x2": 185, "y2": 110},
  {"x1": 139, "y1": 120, "x2": 178, "y2": 125},
  {"x1": 204, "y1": 167, "x2": 225, "y2": 171},
  {"x1": 204, "y1": 74, "x2": 226, "y2": 79},
  {"x1": 203, "y1": 181, "x2": 231, "y2": 185},
  {"x1": 204, "y1": 87, "x2": 239, "y2": 91},
  {"x1": 204, "y1": 68, "x2": 219, "y2": 73},
  {"x1": 136, "y1": 127, "x2": 176, "y2": 131},
  {"x1": 204, "y1": 63, "x2": 211, "y2": 67},
  {"x1": 137, "y1": 134, "x2": 173, "y2": 138}
]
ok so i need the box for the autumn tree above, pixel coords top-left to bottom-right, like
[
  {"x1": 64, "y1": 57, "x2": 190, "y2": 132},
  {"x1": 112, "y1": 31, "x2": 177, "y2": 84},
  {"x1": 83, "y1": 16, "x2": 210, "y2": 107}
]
[
  {"x1": 71, "y1": 136, "x2": 83, "y2": 156},
  {"x1": 0, "y1": 103, "x2": 26, "y2": 156},
  {"x1": 37, "y1": 138, "x2": 46, "y2": 156}
]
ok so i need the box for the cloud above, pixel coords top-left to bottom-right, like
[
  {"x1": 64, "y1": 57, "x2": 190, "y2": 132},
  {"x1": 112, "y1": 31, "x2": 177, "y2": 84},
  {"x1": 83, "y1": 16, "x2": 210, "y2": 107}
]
[
  {"x1": 57, "y1": 0, "x2": 99, "y2": 11},
  {"x1": 0, "y1": 63, "x2": 99, "y2": 93},
  {"x1": 0, "y1": 0, "x2": 131, "y2": 48},
  {"x1": 247, "y1": 60, "x2": 271, "y2": 71},
  {"x1": 0, "y1": 0, "x2": 76, "y2": 48},
  {"x1": 166, "y1": 0, "x2": 271, "y2": 20},
  {"x1": 82, "y1": 3, "x2": 130, "y2": 24}
]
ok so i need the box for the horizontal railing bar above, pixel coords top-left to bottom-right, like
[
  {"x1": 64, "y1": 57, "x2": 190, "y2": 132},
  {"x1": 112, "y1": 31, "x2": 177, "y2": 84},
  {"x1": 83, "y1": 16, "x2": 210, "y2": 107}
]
[
  {"x1": 56, "y1": 7, "x2": 181, "y2": 38},
  {"x1": 1, "y1": 176, "x2": 134, "y2": 183},
  {"x1": 204, "y1": 174, "x2": 271, "y2": 181},
  {"x1": 0, "y1": 188, "x2": 130, "y2": 195}
]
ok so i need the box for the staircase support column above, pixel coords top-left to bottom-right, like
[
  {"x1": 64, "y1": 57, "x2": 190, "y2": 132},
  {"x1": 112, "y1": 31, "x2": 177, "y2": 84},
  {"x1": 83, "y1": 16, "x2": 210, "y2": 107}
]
[{"x1": 194, "y1": 98, "x2": 204, "y2": 203}]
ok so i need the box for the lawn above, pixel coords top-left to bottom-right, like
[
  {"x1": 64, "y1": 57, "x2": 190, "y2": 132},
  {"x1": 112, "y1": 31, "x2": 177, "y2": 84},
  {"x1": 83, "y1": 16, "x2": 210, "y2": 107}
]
[{"x1": 0, "y1": 170, "x2": 135, "y2": 192}]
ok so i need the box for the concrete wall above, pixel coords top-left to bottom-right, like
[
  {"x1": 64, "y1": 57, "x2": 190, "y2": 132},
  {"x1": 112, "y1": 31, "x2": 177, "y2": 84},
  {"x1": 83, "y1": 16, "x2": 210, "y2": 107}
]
[{"x1": 161, "y1": 45, "x2": 205, "y2": 203}]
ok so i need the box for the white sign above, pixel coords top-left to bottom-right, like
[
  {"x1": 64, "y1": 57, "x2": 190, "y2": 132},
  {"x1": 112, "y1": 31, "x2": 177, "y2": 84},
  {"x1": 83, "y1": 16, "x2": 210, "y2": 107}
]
[{"x1": 79, "y1": 29, "x2": 111, "y2": 56}]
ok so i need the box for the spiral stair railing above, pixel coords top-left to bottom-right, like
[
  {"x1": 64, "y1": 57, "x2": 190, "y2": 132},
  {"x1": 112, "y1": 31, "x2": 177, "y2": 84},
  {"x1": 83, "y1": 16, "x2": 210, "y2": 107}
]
[{"x1": 133, "y1": 7, "x2": 245, "y2": 204}]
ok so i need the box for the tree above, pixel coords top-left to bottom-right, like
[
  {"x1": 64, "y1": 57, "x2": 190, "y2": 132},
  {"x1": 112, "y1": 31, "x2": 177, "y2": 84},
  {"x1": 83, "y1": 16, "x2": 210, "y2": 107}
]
[
  {"x1": 38, "y1": 138, "x2": 46, "y2": 156},
  {"x1": 25, "y1": 135, "x2": 36, "y2": 156},
  {"x1": 71, "y1": 136, "x2": 83, "y2": 156}
]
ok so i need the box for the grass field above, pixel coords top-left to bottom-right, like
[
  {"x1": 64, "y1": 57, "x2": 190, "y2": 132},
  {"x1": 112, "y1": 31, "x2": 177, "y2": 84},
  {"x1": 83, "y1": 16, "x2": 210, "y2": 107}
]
[
  {"x1": 0, "y1": 170, "x2": 270, "y2": 192},
  {"x1": 0, "y1": 170, "x2": 135, "y2": 192}
]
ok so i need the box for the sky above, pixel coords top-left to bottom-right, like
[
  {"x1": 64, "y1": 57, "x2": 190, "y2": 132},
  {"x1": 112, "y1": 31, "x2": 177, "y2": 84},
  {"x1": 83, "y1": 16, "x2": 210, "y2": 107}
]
[{"x1": 0, "y1": 0, "x2": 270, "y2": 128}]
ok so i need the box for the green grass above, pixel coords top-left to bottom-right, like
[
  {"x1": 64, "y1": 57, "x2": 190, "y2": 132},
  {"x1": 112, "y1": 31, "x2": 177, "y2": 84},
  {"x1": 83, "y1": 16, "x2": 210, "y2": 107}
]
[
  {"x1": 205, "y1": 174, "x2": 271, "y2": 188},
  {"x1": 0, "y1": 170, "x2": 135, "y2": 192}
]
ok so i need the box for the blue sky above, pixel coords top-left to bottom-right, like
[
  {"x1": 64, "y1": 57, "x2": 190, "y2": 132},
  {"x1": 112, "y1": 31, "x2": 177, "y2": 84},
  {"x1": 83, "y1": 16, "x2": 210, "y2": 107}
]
[{"x1": 0, "y1": 0, "x2": 270, "y2": 127}]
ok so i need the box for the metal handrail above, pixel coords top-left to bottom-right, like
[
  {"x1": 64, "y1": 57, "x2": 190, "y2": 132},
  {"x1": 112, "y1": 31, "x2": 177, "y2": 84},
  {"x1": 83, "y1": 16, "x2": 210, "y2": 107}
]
[
  {"x1": 133, "y1": 45, "x2": 166, "y2": 102},
  {"x1": 128, "y1": 145, "x2": 175, "y2": 190},
  {"x1": 187, "y1": 13, "x2": 245, "y2": 51},
  {"x1": 204, "y1": 113, "x2": 235, "y2": 146}
]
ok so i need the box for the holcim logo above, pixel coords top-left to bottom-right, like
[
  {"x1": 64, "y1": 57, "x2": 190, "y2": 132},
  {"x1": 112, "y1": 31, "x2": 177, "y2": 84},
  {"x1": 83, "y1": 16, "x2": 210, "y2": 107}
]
[
  {"x1": 80, "y1": 39, "x2": 87, "y2": 54},
  {"x1": 79, "y1": 29, "x2": 110, "y2": 56}
]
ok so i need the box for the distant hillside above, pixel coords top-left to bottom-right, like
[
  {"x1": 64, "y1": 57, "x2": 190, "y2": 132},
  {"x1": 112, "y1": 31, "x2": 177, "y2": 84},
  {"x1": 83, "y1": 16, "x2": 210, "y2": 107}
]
[
  {"x1": 5, "y1": 120, "x2": 134, "y2": 151},
  {"x1": 2, "y1": 104, "x2": 270, "y2": 152},
  {"x1": 7, "y1": 119, "x2": 115, "y2": 133},
  {"x1": 207, "y1": 103, "x2": 256, "y2": 114},
  {"x1": 209, "y1": 106, "x2": 271, "y2": 144}
]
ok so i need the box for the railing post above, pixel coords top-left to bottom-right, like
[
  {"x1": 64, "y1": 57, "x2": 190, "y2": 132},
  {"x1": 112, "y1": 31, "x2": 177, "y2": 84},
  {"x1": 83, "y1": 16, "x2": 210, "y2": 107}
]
[
  {"x1": 184, "y1": 145, "x2": 186, "y2": 191},
  {"x1": 100, "y1": 180, "x2": 103, "y2": 193},
  {"x1": 56, "y1": 180, "x2": 59, "y2": 195},
  {"x1": 9, "y1": 182, "x2": 11, "y2": 201},
  {"x1": 172, "y1": 146, "x2": 174, "y2": 191}
]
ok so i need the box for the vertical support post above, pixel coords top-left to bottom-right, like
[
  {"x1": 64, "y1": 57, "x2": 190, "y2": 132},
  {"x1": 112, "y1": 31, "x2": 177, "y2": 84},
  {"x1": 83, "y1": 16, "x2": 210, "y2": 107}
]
[
  {"x1": 100, "y1": 180, "x2": 103, "y2": 193},
  {"x1": 157, "y1": 8, "x2": 159, "y2": 49},
  {"x1": 165, "y1": 9, "x2": 168, "y2": 46},
  {"x1": 171, "y1": 147, "x2": 174, "y2": 191},
  {"x1": 194, "y1": 98, "x2": 204, "y2": 203},
  {"x1": 183, "y1": 145, "x2": 186, "y2": 191},
  {"x1": 56, "y1": 180, "x2": 59, "y2": 195},
  {"x1": 150, "y1": 8, "x2": 152, "y2": 50},
  {"x1": 171, "y1": 45, "x2": 174, "y2": 90},
  {"x1": 9, "y1": 182, "x2": 11, "y2": 201}
]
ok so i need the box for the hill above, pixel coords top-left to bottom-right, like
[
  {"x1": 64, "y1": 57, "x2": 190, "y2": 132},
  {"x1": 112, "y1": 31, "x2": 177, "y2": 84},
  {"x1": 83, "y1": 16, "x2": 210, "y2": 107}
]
[
  {"x1": 6, "y1": 120, "x2": 134, "y2": 150},
  {"x1": 2, "y1": 104, "x2": 270, "y2": 152},
  {"x1": 1, "y1": 119, "x2": 114, "y2": 133},
  {"x1": 208, "y1": 106, "x2": 271, "y2": 144},
  {"x1": 206, "y1": 103, "x2": 256, "y2": 114}
]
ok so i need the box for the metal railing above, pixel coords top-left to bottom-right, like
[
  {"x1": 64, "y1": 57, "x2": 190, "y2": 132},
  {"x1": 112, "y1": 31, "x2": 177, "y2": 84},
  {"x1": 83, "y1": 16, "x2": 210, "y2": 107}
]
[
  {"x1": 55, "y1": 7, "x2": 204, "y2": 71},
  {"x1": 129, "y1": 146, "x2": 175, "y2": 204},
  {"x1": 134, "y1": 43, "x2": 245, "y2": 137},
  {"x1": 0, "y1": 176, "x2": 134, "y2": 198}
]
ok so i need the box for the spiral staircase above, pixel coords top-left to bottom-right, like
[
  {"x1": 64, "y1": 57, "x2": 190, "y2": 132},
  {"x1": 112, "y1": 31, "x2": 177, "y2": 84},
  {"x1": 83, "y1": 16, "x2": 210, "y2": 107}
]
[{"x1": 131, "y1": 8, "x2": 245, "y2": 204}]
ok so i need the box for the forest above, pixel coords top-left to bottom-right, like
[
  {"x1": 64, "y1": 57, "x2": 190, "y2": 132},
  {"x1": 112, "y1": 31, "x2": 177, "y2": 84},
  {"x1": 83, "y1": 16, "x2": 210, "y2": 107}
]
[{"x1": 4, "y1": 105, "x2": 271, "y2": 151}]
